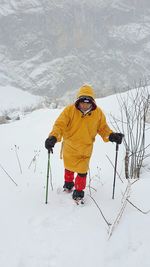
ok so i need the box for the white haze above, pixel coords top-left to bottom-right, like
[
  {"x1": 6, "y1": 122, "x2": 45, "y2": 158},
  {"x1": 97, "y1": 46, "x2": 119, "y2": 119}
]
[{"x1": 1, "y1": 0, "x2": 150, "y2": 102}]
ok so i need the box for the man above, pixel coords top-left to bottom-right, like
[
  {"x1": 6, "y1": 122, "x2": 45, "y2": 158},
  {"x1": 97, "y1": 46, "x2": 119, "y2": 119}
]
[{"x1": 45, "y1": 85, "x2": 123, "y2": 200}]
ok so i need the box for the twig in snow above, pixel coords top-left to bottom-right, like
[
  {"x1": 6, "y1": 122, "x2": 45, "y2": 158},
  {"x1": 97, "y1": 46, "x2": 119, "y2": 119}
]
[
  {"x1": 127, "y1": 199, "x2": 150, "y2": 214},
  {"x1": 14, "y1": 145, "x2": 22, "y2": 174},
  {"x1": 130, "y1": 179, "x2": 139, "y2": 185},
  {"x1": 108, "y1": 181, "x2": 131, "y2": 239},
  {"x1": 86, "y1": 186, "x2": 97, "y2": 192},
  {"x1": 88, "y1": 169, "x2": 92, "y2": 196},
  {"x1": 0, "y1": 163, "x2": 18, "y2": 186},
  {"x1": 86, "y1": 168, "x2": 98, "y2": 196},
  {"x1": 28, "y1": 150, "x2": 40, "y2": 172},
  {"x1": 88, "y1": 194, "x2": 111, "y2": 227}
]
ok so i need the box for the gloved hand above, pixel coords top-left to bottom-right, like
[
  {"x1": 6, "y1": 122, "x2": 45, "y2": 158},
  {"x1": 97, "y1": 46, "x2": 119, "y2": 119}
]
[
  {"x1": 109, "y1": 132, "x2": 124, "y2": 144},
  {"x1": 45, "y1": 136, "x2": 57, "y2": 153}
]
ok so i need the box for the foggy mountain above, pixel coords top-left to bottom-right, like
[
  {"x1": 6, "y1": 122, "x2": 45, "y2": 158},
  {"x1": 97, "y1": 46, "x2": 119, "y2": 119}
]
[{"x1": 1, "y1": 0, "x2": 150, "y2": 103}]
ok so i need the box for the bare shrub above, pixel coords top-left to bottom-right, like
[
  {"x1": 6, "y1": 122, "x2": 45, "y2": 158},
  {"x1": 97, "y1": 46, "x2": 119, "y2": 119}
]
[{"x1": 111, "y1": 84, "x2": 150, "y2": 179}]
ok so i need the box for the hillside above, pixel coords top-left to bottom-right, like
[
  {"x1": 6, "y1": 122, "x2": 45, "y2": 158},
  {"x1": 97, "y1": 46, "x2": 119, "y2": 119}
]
[
  {"x1": 0, "y1": 85, "x2": 44, "y2": 121},
  {"x1": 1, "y1": 0, "x2": 150, "y2": 102}
]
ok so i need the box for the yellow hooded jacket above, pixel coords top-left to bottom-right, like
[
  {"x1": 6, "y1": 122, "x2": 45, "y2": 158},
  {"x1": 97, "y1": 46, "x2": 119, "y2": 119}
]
[{"x1": 49, "y1": 85, "x2": 113, "y2": 173}]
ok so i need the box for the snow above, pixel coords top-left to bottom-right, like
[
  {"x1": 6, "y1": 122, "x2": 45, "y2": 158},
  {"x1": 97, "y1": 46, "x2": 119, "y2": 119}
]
[
  {"x1": 0, "y1": 88, "x2": 150, "y2": 267},
  {"x1": 0, "y1": 85, "x2": 44, "y2": 116},
  {"x1": 109, "y1": 23, "x2": 150, "y2": 43}
]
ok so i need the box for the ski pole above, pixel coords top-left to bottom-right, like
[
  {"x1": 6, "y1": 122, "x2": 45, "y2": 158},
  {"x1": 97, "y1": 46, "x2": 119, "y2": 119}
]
[
  {"x1": 112, "y1": 143, "x2": 119, "y2": 199},
  {"x1": 45, "y1": 151, "x2": 50, "y2": 204}
]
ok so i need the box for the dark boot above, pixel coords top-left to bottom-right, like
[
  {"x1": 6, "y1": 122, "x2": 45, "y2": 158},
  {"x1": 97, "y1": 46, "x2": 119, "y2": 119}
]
[
  {"x1": 63, "y1": 181, "x2": 74, "y2": 191},
  {"x1": 72, "y1": 189, "x2": 84, "y2": 200}
]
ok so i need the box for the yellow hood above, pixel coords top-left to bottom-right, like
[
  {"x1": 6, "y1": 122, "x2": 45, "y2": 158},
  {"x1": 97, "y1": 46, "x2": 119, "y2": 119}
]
[{"x1": 76, "y1": 85, "x2": 95, "y2": 99}]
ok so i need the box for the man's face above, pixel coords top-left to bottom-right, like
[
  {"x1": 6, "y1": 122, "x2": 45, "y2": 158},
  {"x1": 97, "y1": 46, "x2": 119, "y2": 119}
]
[{"x1": 79, "y1": 102, "x2": 92, "y2": 111}]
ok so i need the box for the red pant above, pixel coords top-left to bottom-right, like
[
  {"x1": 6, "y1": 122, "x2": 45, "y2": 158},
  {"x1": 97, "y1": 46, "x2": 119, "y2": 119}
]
[{"x1": 64, "y1": 169, "x2": 86, "y2": 191}]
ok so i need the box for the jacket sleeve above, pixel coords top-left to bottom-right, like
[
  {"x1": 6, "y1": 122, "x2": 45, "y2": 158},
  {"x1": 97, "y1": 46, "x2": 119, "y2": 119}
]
[
  {"x1": 48, "y1": 106, "x2": 71, "y2": 142},
  {"x1": 97, "y1": 109, "x2": 113, "y2": 142}
]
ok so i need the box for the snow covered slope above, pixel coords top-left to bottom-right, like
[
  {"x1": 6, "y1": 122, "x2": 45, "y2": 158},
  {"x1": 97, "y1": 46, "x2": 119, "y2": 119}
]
[
  {"x1": 0, "y1": 91, "x2": 150, "y2": 267},
  {"x1": 0, "y1": 85, "x2": 44, "y2": 117}
]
